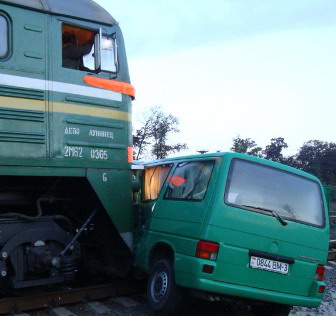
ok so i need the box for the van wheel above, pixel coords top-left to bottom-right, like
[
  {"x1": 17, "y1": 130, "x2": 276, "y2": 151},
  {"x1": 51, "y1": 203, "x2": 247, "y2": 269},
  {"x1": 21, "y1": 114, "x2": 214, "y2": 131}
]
[
  {"x1": 254, "y1": 303, "x2": 291, "y2": 316},
  {"x1": 147, "y1": 259, "x2": 182, "y2": 313}
]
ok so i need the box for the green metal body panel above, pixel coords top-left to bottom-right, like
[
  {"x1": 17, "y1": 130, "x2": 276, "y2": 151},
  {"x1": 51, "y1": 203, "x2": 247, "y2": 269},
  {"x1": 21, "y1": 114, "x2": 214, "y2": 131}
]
[
  {"x1": 0, "y1": 0, "x2": 117, "y2": 25},
  {"x1": 87, "y1": 168, "x2": 133, "y2": 233},
  {"x1": 135, "y1": 152, "x2": 329, "y2": 307},
  {"x1": 0, "y1": 1, "x2": 133, "y2": 234}
]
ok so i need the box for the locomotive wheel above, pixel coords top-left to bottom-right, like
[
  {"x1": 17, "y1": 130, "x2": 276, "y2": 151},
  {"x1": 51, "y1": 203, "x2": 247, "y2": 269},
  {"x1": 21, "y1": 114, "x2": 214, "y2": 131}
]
[{"x1": 147, "y1": 259, "x2": 182, "y2": 313}]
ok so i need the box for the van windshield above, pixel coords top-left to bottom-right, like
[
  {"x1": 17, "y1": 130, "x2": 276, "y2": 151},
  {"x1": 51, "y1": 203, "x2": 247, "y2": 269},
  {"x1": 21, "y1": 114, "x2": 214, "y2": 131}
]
[{"x1": 225, "y1": 159, "x2": 325, "y2": 227}]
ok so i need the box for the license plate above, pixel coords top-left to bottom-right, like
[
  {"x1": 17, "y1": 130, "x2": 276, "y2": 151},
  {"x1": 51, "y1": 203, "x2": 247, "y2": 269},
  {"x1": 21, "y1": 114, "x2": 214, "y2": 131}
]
[{"x1": 250, "y1": 256, "x2": 289, "y2": 274}]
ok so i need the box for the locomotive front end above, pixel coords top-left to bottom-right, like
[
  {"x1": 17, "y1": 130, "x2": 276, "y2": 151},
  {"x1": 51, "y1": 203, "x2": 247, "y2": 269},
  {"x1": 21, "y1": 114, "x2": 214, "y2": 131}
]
[{"x1": 0, "y1": 0, "x2": 134, "y2": 289}]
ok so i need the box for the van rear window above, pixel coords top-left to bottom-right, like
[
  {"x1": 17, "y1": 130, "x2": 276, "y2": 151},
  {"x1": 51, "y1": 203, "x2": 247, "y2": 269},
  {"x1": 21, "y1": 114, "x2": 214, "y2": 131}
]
[{"x1": 225, "y1": 159, "x2": 325, "y2": 227}]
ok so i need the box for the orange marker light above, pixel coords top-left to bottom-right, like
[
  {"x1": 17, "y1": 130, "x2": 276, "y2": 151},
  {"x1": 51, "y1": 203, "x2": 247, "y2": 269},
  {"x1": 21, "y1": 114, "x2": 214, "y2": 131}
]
[
  {"x1": 84, "y1": 76, "x2": 135, "y2": 99},
  {"x1": 128, "y1": 147, "x2": 134, "y2": 163}
]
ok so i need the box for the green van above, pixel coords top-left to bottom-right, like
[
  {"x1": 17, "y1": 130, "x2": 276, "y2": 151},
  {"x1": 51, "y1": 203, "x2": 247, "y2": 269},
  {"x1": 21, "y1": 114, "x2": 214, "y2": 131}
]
[{"x1": 133, "y1": 152, "x2": 329, "y2": 315}]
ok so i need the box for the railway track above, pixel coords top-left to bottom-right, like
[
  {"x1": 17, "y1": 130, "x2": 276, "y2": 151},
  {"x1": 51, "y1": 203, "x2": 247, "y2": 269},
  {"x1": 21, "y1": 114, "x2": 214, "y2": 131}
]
[
  {"x1": 2, "y1": 216, "x2": 335, "y2": 315},
  {"x1": 0, "y1": 278, "x2": 146, "y2": 315}
]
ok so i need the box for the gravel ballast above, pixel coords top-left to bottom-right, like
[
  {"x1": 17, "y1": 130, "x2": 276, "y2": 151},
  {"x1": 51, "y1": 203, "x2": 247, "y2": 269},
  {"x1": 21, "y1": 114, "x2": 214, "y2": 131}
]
[{"x1": 290, "y1": 219, "x2": 336, "y2": 316}]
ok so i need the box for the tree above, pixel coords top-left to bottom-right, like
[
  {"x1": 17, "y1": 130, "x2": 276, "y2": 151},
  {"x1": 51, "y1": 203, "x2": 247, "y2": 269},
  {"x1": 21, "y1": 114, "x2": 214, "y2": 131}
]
[
  {"x1": 133, "y1": 107, "x2": 159, "y2": 160},
  {"x1": 295, "y1": 140, "x2": 336, "y2": 185},
  {"x1": 229, "y1": 135, "x2": 336, "y2": 186},
  {"x1": 263, "y1": 137, "x2": 288, "y2": 163},
  {"x1": 133, "y1": 106, "x2": 187, "y2": 160},
  {"x1": 281, "y1": 155, "x2": 299, "y2": 169},
  {"x1": 230, "y1": 135, "x2": 262, "y2": 157}
]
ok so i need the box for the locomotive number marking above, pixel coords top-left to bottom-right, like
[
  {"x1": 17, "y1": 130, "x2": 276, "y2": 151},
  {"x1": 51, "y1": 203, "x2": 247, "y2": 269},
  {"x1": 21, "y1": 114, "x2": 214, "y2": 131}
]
[
  {"x1": 64, "y1": 146, "x2": 83, "y2": 158},
  {"x1": 90, "y1": 149, "x2": 108, "y2": 160},
  {"x1": 103, "y1": 173, "x2": 107, "y2": 182}
]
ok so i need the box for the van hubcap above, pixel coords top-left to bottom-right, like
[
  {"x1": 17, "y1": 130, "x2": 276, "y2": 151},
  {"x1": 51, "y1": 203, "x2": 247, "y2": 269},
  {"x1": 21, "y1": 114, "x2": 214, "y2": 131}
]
[{"x1": 151, "y1": 270, "x2": 168, "y2": 302}]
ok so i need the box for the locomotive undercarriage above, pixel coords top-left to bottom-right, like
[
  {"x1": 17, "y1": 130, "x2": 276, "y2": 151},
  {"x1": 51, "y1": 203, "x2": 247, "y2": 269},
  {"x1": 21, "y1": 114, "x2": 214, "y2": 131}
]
[{"x1": 0, "y1": 176, "x2": 133, "y2": 290}]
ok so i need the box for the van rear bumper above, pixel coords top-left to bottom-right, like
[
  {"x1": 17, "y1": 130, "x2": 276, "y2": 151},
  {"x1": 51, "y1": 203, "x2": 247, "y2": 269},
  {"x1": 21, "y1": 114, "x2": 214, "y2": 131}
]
[
  {"x1": 175, "y1": 257, "x2": 324, "y2": 308},
  {"x1": 182, "y1": 276, "x2": 322, "y2": 307}
]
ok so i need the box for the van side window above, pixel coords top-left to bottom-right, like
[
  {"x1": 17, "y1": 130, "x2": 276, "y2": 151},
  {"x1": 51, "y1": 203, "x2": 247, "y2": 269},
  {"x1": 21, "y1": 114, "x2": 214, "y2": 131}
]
[
  {"x1": 62, "y1": 24, "x2": 95, "y2": 71},
  {"x1": 165, "y1": 161, "x2": 214, "y2": 201},
  {"x1": 0, "y1": 15, "x2": 8, "y2": 58},
  {"x1": 144, "y1": 164, "x2": 172, "y2": 201}
]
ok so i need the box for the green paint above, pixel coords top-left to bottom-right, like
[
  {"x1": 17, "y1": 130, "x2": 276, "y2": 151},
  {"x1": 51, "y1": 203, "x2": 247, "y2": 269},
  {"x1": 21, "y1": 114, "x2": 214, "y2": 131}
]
[
  {"x1": 87, "y1": 168, "x2": 133, "y2": 233},
  {"x1": 0, "y1": 1, "x2": 133, "y2": 234}
]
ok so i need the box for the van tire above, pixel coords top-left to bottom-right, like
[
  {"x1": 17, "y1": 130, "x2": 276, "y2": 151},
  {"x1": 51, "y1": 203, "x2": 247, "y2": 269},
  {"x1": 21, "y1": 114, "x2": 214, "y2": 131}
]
[
  {"x1": 147, "y1": 259, "x2": 182, "y2": 313},
  {"x1": 254, "y1": 303, "x2": 291, "y2": 315}
]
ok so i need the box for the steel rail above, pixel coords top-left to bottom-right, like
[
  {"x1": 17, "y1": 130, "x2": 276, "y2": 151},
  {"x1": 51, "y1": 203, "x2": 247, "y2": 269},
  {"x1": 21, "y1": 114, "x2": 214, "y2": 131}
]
[{"x1": 0, "y1": 278, "x2": 145, "y2": 314}]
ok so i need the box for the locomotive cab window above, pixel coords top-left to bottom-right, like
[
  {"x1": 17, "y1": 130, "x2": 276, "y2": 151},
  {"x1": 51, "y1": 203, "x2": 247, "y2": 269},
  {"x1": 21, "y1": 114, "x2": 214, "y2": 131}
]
[
  {"x1": 62, "y1": 24, "x2": 118, "y2": 73},
  {"x1": 62, "y1": 24, "x2": 96, "y2": 71},
  {"x1": 0, "y1": 15, "x2": 8, "y2": 58}
]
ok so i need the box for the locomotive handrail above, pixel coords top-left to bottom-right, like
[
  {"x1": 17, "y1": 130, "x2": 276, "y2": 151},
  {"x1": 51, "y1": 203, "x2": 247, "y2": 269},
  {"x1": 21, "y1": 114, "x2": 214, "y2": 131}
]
[{"x1": 60, "y1": 207, "x2": 98, "y2": 257}]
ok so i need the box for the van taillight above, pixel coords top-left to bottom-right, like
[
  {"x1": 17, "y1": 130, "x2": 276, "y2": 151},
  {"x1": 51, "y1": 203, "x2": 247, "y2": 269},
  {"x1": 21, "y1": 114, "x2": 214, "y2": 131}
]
[
  {"x1": 315, "y1": 265, "x2": 326, "y2": 281},
  {"x1": 196, "y1": 241, "x2": 219, "y2": 261},
  {"x1": 318, "y1": 285, "x2": 325, "y2": 293}
]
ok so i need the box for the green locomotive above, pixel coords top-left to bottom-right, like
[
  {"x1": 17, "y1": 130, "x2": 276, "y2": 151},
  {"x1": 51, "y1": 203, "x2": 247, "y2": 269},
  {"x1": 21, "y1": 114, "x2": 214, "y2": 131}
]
[{"x1": 0, "y1": 0, "x2": 135, "y2": 289}]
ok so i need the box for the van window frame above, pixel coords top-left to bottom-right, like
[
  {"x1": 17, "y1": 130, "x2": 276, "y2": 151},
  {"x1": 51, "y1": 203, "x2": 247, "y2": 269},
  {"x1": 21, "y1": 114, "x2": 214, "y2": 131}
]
[
  {"x1": 224, "y1": 158, "x2": 326, "y2": 228},
  {"x1": 164, "y1": 160, "x2": 215, "y2": 202},
  {"x1": 0, "y1": 12, "x2": 10, "y2": 60},
  {"x1": 142, "y1": 163, "x2": 173, "y2": 202}
]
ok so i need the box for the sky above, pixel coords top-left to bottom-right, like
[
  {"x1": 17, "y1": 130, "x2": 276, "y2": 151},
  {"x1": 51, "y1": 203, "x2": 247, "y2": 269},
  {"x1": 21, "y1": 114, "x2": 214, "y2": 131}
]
[{"x1": 96, "y1": 0, "x2": 336, "y2": 156}]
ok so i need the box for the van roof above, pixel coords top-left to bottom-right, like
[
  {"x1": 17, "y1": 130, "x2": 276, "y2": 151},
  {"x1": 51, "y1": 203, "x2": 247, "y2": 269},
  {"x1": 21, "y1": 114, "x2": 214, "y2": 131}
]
[
  {"x1": 0, "y1": 0, "x2": 116, "y2": 25},
  {"x1": 136, "y1": 152, "x2": 321, "y2": 182}
]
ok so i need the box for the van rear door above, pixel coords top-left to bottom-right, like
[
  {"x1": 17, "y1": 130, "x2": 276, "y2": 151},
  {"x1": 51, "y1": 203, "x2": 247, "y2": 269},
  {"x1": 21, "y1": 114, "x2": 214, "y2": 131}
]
[{"x1": 205, "y1": 158, "x2": 329, "y2": 297}]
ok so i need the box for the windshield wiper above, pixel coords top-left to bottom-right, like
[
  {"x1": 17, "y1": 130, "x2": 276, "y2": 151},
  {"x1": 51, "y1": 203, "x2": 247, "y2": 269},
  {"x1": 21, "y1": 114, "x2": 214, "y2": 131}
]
[{"x1": 241, "y1": 205, "x2": 288, "y2": 226}]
